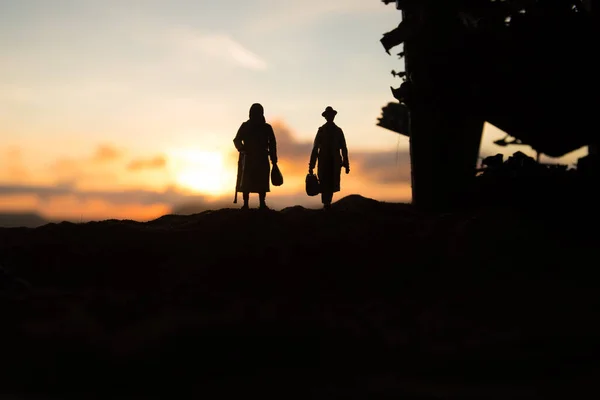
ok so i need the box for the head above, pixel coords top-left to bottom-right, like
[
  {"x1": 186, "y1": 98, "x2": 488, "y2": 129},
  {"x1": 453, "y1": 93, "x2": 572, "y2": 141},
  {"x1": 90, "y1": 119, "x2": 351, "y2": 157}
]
[
  {"x1": 321, "y1": 106, "x2": 337, "y2": 122},
  {"x1": 249, "y1": 103, "x2": 265, "y2": 123}
]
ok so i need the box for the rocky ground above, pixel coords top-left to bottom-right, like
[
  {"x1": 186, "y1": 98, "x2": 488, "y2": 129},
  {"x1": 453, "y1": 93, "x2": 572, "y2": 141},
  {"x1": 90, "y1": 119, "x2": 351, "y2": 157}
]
[{"x1": 0, "y1": 195, "x2": 598, "y2": 399}]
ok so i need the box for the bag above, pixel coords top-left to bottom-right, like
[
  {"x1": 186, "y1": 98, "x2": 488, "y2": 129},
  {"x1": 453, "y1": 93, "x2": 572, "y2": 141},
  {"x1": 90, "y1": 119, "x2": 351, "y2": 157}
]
[
  {"x1": 271, "y1": 163, "x2": 283, "y2": 186},
  {"x1": 305, "y1": 173, "x2": 320, "y2": 196}
]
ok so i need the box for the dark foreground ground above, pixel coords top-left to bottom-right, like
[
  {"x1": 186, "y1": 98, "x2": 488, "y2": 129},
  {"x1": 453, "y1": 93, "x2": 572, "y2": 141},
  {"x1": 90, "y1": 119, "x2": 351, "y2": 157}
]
[{"x1": 0, "y1": 195, "x2": 599, "y2": 399}]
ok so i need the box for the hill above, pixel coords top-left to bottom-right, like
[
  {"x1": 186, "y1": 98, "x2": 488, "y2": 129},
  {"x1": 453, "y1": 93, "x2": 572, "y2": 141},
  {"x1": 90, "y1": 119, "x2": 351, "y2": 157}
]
[
  {"x1": 0, "y1": 212, "x2": 49, "y2": 228},
  {"x1": 171, "y1": 194, "x2": 323, "y2": 214},
  {"x1": 0, "y1": 195, "x2": 598, "y2": 399}
]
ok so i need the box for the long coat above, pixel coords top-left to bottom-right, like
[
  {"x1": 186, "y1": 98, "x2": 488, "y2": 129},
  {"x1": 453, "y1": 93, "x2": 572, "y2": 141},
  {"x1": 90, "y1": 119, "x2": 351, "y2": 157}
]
[
  {"x1": 233, "y1": 119, "x2": 278, "y2": 193},
  {"x1": 309, "y1": 121, "x2": 349, "y2": 193}
]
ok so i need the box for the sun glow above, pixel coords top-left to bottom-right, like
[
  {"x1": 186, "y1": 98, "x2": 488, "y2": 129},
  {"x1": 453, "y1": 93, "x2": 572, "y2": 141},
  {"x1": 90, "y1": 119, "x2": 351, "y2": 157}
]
[{"x1": 169, "y1": 149, "x2": 235, "y2": 196}]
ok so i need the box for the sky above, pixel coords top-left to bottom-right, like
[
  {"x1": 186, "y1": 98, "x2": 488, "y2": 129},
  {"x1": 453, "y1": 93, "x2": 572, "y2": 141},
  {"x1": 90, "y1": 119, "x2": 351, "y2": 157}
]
[{"x1": 0, "y1": 0, "x2": 589, "y2": 222}]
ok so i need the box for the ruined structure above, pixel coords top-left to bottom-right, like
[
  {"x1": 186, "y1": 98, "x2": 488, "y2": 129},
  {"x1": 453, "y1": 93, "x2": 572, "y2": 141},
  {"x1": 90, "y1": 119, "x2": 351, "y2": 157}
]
[{"x1": 377, "y1": 0, "x2": 598, "y2": 211}]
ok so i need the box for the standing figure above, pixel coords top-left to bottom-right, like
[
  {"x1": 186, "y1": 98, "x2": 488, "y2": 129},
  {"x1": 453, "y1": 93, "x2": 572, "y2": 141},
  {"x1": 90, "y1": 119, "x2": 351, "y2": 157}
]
[
  {"x1": 308, "y1": 106, "x2": 350, "y2": 209},
  {"x1": 233, "y1": 103, "x2": 278, "y2": 210}
]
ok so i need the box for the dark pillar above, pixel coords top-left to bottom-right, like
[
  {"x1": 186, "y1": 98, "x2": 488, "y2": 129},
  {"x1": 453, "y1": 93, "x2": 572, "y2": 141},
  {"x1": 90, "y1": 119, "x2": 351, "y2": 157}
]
[
  {"x1": 409, "y1": 104, "x2": 484, "y2": 211},
  {"x1": 403, "y1": 4, "x2": 484, "y2": 212}
]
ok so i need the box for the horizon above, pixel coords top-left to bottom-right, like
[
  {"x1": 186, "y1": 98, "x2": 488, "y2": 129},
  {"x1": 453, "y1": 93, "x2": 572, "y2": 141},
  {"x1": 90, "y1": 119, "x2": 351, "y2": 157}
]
[
  {"x1": 0, "y1": 192, "x2": 385, "y2": 226},
  {"x1": 0, "y1": 0, "x2": 589, "y2": 223}
]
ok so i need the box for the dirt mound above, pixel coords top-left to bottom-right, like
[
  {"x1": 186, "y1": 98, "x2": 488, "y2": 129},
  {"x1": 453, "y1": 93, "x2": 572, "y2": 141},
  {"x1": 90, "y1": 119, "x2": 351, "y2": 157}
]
[{"x1": 0, "y1": 196, "x2": 598, "y2": 399}]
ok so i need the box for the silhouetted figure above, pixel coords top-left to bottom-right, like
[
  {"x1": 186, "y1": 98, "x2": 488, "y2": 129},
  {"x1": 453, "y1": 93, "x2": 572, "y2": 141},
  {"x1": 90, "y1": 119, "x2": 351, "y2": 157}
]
[
  {"x1": 233, "y1": 103, "x2": 278, "y2": 210},
  {"x1": 308, "y1": 106, "x2": 350, "y2": 209}
]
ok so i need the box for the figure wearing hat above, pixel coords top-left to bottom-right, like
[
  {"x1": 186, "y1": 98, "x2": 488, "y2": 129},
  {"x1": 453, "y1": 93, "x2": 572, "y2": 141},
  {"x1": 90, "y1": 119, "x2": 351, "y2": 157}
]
[{"x1": 308, "y1": 106, "x2": 350, "y2": 209}]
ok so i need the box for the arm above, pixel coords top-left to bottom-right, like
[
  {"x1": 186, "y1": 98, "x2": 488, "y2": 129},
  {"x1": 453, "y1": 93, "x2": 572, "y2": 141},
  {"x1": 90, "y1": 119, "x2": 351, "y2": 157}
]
[
  {"x1": 339, "y1": 128, "x2": 349, "y2": 169},
  {"x1": 233, "y1": 123, "x2": 245, "y2": 152},
  {"x1": 268, "y1": 125, "x2": 278, "y2": 164},
  {"x1": 308, "y1": 129, "x2": 321, "y2": 171}
]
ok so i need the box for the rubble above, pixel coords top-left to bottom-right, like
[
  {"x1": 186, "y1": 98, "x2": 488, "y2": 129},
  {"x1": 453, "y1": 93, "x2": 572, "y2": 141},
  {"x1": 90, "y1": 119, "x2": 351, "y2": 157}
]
[{"x1": 471, "y1": 150, "x2": 598, "y2": 210}]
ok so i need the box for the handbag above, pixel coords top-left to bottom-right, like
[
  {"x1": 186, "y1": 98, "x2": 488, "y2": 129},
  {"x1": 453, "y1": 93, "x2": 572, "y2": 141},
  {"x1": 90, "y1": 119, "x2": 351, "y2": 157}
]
[
  {"x1": 305, "y1": 173, "x2": 320, "y2": 196},
  {"x1": 271, "y1": 163, "x2": 283, "y2": 186}
]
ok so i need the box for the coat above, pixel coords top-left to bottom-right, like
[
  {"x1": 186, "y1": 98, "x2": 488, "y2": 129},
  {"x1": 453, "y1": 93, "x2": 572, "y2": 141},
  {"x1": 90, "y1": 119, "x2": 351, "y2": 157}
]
[
  {"x1": 233, "y1": 119, "x2": 278, "y2": 193},
  {"x1": 309, "y1": 121, "x2": 349, "y2": 193}
]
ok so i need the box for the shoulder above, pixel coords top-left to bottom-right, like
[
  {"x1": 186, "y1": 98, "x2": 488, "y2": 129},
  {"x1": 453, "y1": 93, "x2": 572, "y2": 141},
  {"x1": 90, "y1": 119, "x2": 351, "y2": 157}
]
[
  {"x1": 236, "y1": 122, "x2": 248, "y2": 136},
  {"x1": 263, "y1": 123, "x2": 275, "y2": 135}
]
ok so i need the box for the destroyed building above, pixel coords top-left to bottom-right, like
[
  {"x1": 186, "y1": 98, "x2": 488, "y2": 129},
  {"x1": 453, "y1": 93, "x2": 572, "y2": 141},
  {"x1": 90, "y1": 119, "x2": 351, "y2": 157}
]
[{"x1": 376, "y1": 0, "x2": 599, "y2": 211}]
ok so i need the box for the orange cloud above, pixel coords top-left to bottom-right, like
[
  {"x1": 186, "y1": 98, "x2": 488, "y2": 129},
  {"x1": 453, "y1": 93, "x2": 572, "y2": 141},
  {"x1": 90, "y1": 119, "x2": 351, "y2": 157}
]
[
  {"x1": 37, "y1": 195, "x2": 171, "y2": 222},
  {"x1": 92, "y1": 144, "x2": 123, "y2": 163},
  {"x1": 0, "y1": 184, "x2": 206, "y2": 221},
  {"x1": 127, "y1": 155, "x2": 167, "y2": 171},
  {"x1": 49, "y1": 158, "x2": 80, "y2": 175},
  {"x1": 0, "y1": 120, "x2": 412, "y2": 223},
  {"x1": 48, "y1": 143, "x2": 123, "y2": 182},
  {"x1": 45, "y1": 145, "x2": 166, "y2": 188},
  {"x1": 47, "y1": 157, "x2": 117, "y2": 189},
  {"x1": 0, "y1": 194, "x2": 38, "y2": 212},
  {"x1": 268, "y1": 119, "x2": 412, "y2": 185},
  {"x1": 2, "y1": 146, "x2": 30, "y2": 180}
]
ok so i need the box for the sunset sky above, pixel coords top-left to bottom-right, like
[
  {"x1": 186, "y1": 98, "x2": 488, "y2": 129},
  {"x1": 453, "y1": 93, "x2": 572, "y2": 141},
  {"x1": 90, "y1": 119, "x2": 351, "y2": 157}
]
[{"x1": 0, "y1": 0, "x2": 588, "y2": 222}]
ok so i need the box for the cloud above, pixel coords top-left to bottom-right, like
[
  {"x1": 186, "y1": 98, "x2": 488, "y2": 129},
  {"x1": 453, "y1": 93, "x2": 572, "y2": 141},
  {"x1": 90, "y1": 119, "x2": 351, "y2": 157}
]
[
  {"x1": 0, "y1": 125, "x2": 411, "y2": 221},
  {"x1": 0, "y1": 181, "x2": 334, "y2": 224},
  {"x1": 51, "y1": 144, "x2": 122, "y2": 171},
  {"x1": 0, "y1": 182, "x2": 237, "y2": 221},
  {"x1": 47, "y1": 144, "x2": 124, "y2": 184},
  {"x1": 270, "y1": 120, "x2": 313, "y2": 164},
  {"x1": 0, "y1": 183, "x2": 195, "y2": 207},
  {"x1": 357, "y1": 150, "x2": 412, "y2": 184},
  {"x1": 92, "y1": 144, "x2": 122, "y2": 163},
  {"x1": 269, "y1": 120, "x2": 411, "y2": 184},
  {"x1": 169, "y1": 29, "x2": 268, "y2": 71},
  {"x1": 127, "y1": 155, "x2": 167, "y2": 171},
  {"x1": 0, "y1": 120, "x2": 411, "y2": 222},
  {"x1": 1, "y1": 146, "x2": 31, "y2": 180},
  {"x1": 47, "y1": 158, "x2": 82, "y2": 183},
  {"x1": 0, "y1": 181, "x2": 329, "y2": 219},
  {"x1": 0, "y1": 183, "x2": 74, "y2": 200},
  {"x1": 47, "y1": 145, "x2": 165, "y2": 184}
]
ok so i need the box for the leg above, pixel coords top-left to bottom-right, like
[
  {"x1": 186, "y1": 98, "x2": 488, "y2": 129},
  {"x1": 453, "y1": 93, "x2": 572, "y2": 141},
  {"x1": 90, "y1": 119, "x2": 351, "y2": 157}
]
[
  {"x1": 242, "y1": 192, "x2": 249, "y2": 209},
  {"x1": 259, "y1": 192, "x2": 268, "y2": 209},
  {"x1": 321, "y1": 191, "x2": 333, "y2": 209}
]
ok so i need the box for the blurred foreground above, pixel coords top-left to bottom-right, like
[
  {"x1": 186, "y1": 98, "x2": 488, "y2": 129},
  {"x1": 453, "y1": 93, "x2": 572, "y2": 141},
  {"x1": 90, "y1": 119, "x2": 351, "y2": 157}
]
[{"x1": 0, "y1": 195, "x2": 598, "y2": 399}]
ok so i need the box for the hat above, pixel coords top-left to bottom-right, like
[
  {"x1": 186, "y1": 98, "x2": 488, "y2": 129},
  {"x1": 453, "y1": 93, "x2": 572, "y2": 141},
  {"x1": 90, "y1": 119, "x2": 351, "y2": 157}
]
[{"x1": 321, "y1": 106, "x2": 337, "y2": 118}]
